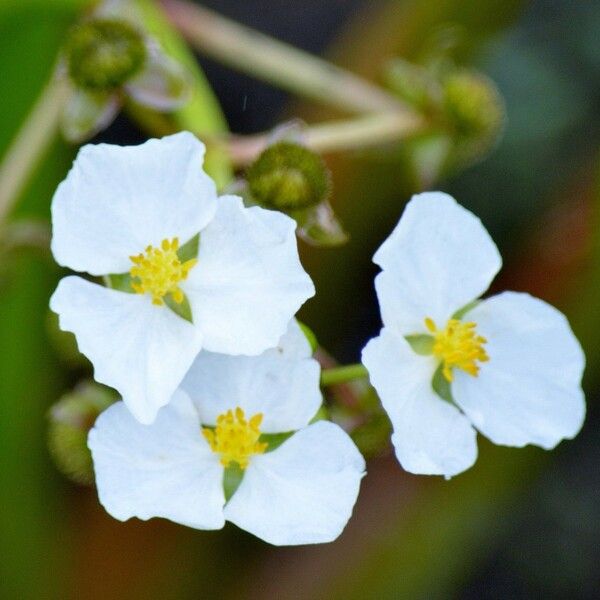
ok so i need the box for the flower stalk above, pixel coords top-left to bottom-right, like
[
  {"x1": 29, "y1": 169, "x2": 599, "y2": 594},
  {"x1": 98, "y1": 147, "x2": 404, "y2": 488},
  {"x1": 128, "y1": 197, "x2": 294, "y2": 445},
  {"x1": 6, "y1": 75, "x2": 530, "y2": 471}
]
[
  {"x1": 0, "y1": 75, "x2": 68, "y2": 224},
  {"x1": 223, "y1": 111, "x2": 423, "y2": 167},
  {"x1": 161, "y1": 0, "x2": 408, "y2": 115},
  {"x1": 321, "y1": 363, "x2": 369, "y2": 386}
]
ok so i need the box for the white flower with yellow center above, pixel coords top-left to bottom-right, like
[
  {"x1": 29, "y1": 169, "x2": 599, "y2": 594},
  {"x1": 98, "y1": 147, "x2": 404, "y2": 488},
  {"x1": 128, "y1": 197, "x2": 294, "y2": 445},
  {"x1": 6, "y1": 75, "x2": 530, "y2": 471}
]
[
  {"x1": 362, "y1": 192, "x2": 586, "y2": 478},
  {"x1": 88, "y1": 321, "x2": 365, "y2": 545},
  {"x1": 50, "y1": 133, "x2": 314, "y2": 425}
]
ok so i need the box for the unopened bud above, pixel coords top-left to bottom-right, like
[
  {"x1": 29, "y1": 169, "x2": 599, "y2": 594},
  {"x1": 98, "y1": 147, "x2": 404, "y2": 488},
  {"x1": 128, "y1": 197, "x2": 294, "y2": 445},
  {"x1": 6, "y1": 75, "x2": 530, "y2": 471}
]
[
  {"x1": 443, "y1": 70, "x2": 505, "y2": 161},
  {"x1": 65, "y1": 19, "x2": 146, "y2": 91},
  {"x1": 246, "y1": 142, "x2": 331, "y2": 211},
  {"x1": 48, "y1": 381, "x2": 116, "y2": 485}
]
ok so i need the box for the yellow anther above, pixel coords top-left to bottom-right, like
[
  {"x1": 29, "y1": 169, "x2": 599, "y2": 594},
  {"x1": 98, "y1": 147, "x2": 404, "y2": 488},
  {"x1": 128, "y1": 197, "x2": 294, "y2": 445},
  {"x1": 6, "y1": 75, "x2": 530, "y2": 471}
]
[
  {"x1": 425, "y1": 317, "x2": 489, "y2": 382},
  {"x1": 203, "y1": 407, "x2": 268, "y2": 469},
  {"x1": 129, "y1": 237, "x2": 197, "y2": 306}
]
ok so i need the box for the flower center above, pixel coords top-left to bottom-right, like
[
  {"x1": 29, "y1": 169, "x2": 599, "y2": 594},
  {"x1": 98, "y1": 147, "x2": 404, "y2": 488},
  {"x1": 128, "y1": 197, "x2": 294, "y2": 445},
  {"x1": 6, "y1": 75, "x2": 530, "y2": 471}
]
[
  {"x1": 203, "y1": 407, "x2": 268, "y2": 469},
  {"x1": 129, "y1": 237, "x2": 197, "y2": 306},
  {"x1": 425, "y1": 317, "x2": 489, "y2": 382}
]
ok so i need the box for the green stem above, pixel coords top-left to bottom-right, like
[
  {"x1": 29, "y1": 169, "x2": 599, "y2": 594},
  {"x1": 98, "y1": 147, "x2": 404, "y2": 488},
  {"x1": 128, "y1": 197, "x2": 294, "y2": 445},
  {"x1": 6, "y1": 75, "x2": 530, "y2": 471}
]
[
  {"x1": 0, "y1": 75, "x2": 68, "y2": 224},
  {"x1": 161, "y1": 0, "x2": 409, "y2": 115},
  {"x1": 321, "y1": 363, "x2": 369, "y2": 386},
  {"x1": 224, "y1": 111, "x2": 424, "y2": 166}
]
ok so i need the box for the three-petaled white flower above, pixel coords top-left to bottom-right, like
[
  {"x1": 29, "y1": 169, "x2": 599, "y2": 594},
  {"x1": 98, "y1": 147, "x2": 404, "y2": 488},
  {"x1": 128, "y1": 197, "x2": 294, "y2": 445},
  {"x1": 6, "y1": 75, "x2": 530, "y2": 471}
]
[
  {"x1": 88, "y1": 321, "x2": 365, "y2": 545},
  {"x1": 362, "y1": 192, "x2": 585, "y2": 478},
  {"x1": 50, "y1": 132, "x2": 314, "y2": 424}
]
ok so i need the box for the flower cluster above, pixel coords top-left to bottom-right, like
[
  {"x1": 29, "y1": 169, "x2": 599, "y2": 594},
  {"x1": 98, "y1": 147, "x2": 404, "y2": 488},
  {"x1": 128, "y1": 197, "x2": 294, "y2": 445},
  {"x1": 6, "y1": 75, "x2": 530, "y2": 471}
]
[{"x1": 49, "y1": 134, "x2": 585, "y2": 545}]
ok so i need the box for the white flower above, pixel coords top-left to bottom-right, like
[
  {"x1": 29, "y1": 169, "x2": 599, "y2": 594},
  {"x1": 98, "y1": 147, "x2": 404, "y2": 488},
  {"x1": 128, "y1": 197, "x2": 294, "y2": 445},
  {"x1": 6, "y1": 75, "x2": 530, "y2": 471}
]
[
  {"x1": 50, "y1": 133, "x2": 314, "y2": 424},
  {"x1": 88, "y1": 321, "x2": 365, "y2": 545},
  {"x1": 362, "y1": 192, "x2": 585, "y2": 478}
]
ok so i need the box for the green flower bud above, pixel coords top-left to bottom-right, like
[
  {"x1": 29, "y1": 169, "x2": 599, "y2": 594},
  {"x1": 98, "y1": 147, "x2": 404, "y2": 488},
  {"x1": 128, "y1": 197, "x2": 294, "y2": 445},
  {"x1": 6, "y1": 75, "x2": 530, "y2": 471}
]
[
  {"x1": 47, "y1": 381, "x2": 116, "y2": 485},
  {"x1": 246, "y1": 142, "x2": 331, "y2": 211},
  {"x1": 443, "y1": 70, "x2": 505, "y2": 160},
  {"x1": 65, "y1": 19, "x2": 146, "y2": 91}
]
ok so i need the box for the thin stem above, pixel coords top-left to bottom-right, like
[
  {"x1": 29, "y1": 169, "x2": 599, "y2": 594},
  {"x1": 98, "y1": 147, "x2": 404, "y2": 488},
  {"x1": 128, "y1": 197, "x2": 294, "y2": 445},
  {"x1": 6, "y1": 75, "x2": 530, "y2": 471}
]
[
  {"x1": 161, "y1": 0, "x2": 408, "y2": 115},
  {"x1": 321, "y1": 363, "x2": 369, "y2": 387},
  {"x1": 0, "y1": 75, "x2": 68, "y2": 224},
  {"x1": 223, "y1": 111, "x2": 423, "y2": 167}
]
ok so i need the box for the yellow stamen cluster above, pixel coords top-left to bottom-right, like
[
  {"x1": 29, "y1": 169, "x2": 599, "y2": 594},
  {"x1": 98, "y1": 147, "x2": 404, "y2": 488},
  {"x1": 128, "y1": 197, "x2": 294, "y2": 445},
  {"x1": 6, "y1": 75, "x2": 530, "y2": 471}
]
[
  {"x1": 129, "y1": 237, "x2": 197, "y2": 306},
  {"x1": 425, "y1": 317, "x2": 489, "y2": 382},
  {"x1": 203, "y1": 407, "x2": 268, "y2": 469}
]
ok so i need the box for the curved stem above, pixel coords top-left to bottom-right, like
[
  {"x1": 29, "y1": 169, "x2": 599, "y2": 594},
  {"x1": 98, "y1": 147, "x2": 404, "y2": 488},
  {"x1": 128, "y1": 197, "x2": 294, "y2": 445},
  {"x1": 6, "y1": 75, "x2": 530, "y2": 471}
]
[
  {"x1": 161, "y1": 0, "x2": 409, "y2": 115},
  {"x1": 224, "y1": 111, "x2": 423, "y2": 167},
  {"x1": 321, "y1": 363, "x2": 369, "y2": 386},
  {"x1": 0, "y1": 75, "x2": 68, "y2": 224}
]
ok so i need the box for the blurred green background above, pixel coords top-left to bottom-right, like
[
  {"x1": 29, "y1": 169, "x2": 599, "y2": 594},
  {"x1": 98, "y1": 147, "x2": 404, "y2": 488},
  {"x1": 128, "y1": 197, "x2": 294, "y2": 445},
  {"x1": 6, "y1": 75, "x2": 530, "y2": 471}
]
[{"x1": 1, "y1": 1, "x2": 599, "y2": 598}]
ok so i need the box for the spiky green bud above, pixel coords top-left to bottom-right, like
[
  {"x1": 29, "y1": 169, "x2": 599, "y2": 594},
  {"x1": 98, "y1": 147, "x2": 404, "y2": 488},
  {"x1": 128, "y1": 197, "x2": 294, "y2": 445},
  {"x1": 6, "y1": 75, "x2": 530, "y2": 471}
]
[
  {"x1": 47, "y1": 381, "x2": 116, "y2": 485},
  {"x1": 443, "y1": 70, "x2": 505, "y2": 161},
  {"x1": 65, "y1": 19, "x2": 146, "y2": 91},
  {"x1": 246, "y1": 142, "x2": 331, "y2": 211}
]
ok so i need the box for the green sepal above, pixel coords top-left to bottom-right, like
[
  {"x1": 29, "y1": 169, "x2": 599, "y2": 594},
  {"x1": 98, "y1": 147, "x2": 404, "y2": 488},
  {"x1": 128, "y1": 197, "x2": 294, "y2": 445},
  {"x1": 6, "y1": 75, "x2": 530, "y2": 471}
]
[
  {"x1": 260, "y1": 431, "x2": 294, "y2": 452},
  {"x1": 405, "y1": 333, "x2": 434, "y2": 355},
  {"x1": 177, "y1": 232, "x2": 200, "y2": 263},
  {"x1": 431, "y1": 364, "x2": 454, "y2": 404},
  {"x1": 164, "y1": 294, "x2": 193, "y2": 323},
  {"x1": 290, "y1": 201, "x2": 349, "y2": 247},
  {"x1": 105, "y1": 272, "x2": 135, "y2": 293},
  {"x1": 452, "y1": 299, "x2": 480, "y2": 320},
  {"x1": 223, "y1": 464, "x2": 244, "y2": 502}
]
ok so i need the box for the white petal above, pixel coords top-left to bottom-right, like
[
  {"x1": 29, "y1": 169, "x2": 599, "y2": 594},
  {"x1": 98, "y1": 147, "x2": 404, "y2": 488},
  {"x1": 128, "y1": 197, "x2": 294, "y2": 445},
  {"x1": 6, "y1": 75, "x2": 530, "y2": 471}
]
[
  {"x1": 362, "y1": 328, "x2": 477, "y2": 477},
  {"x1": 125, "y1": 44, "x2": 190, "y2": 110},
  {"x1": 50, "y1": 276, "x2": 203, "y2": 424},
  {"x1": 224, "y1": 421, "x2": 365, "y2": 545},
  {"x1": 51, "y1": 132, "x2": 217, "y2": 275},
  {"x1": 181, "y1": 320, "x2": 321, "y2": 433},
  {"x1": 452, "y1": 292, "x2": 586, "y2": 449},
  {"x1": 183, "y1": 196, "x2": 315, "y2": 356},
  {"x1": 373, "y1": 192, "x2": 502, "y2": 334},
  {"x1": 61, "y1": 88, "x2": 120, "y2": 144},
  {"x1": 89, "y1": 390, "x2": 225, "y2": 529}
]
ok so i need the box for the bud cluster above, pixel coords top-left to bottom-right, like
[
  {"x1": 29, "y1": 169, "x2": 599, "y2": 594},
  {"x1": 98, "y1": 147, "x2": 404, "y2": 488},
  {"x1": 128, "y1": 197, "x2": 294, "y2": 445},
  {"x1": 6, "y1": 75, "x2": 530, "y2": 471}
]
[{"x1": 66, "y1": 19, "x2": 147, "y2": 91}]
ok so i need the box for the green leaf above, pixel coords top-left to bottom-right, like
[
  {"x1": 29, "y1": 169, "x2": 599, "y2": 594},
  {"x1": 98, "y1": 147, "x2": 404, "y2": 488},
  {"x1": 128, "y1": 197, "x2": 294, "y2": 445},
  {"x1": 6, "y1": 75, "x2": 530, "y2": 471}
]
[{"x1": 0, "y1": 5, "x2": 79, "y2": 597}]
